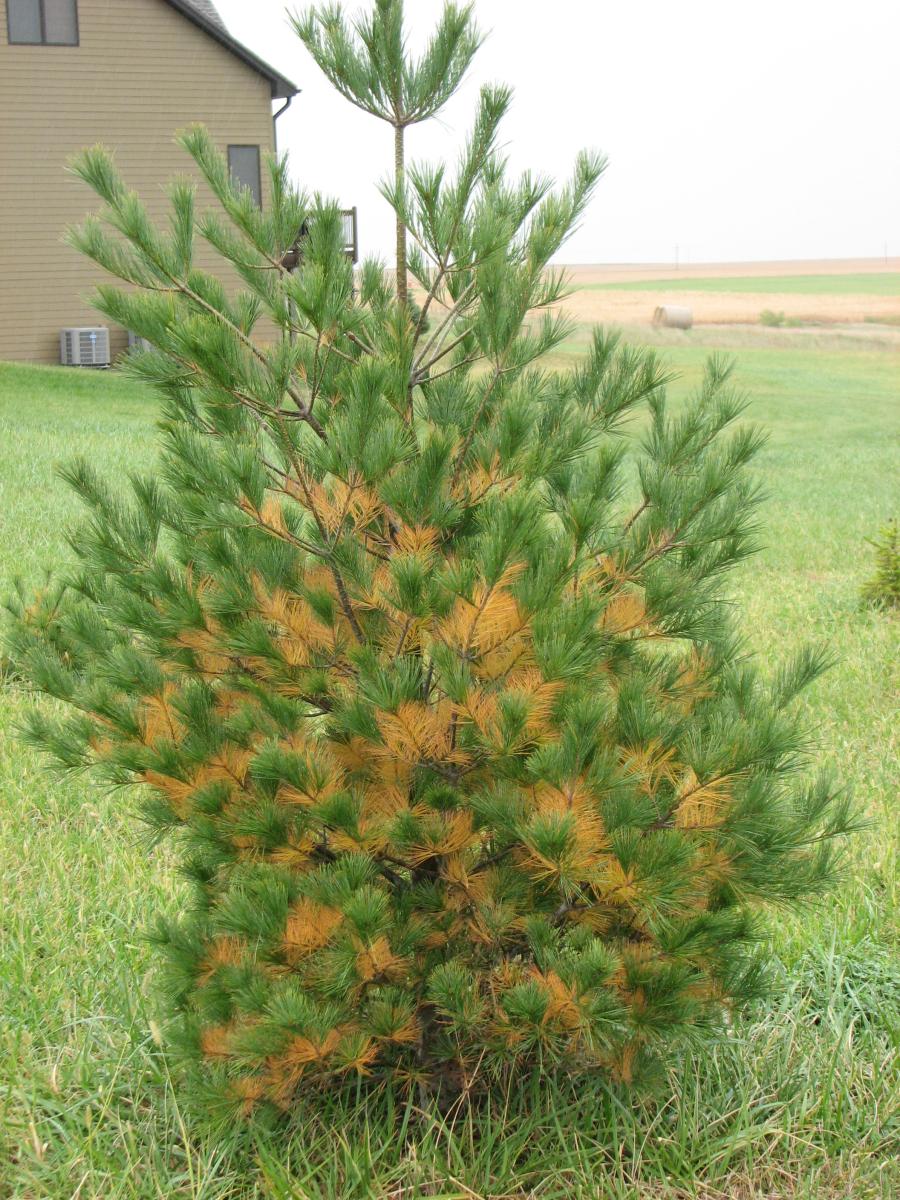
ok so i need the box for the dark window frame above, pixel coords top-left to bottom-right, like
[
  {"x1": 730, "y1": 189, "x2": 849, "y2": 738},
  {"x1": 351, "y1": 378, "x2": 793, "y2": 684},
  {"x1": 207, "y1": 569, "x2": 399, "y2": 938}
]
[
  {"x1": 7, "y1": 0, "x2": 80, "y2": 46},
  {"x1": 228, "y1": 145, "x2": 263, "y2": 209}
]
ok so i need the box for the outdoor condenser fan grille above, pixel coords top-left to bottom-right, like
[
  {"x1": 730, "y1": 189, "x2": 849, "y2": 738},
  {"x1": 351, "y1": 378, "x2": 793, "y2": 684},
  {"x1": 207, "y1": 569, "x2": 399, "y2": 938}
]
[{"x1": 60, "y1": 327, "x2": 111, "y2": 367}]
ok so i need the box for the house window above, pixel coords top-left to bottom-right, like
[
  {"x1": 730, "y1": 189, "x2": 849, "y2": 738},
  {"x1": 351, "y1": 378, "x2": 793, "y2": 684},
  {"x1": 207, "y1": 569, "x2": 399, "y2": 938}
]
[
  {"x1": 7, "y1": 0, "x2": 79, "y2": 45},
  {"x1": 228, "y1": 146, "x2": 262, "y2": 208}
]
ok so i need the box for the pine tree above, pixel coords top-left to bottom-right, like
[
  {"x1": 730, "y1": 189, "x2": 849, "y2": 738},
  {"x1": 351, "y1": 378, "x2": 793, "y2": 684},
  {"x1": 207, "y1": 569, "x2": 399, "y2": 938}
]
[
  {"x1": 860, "y1": 519, "x2": 900, "y2": 608},
  {"x1": 6, "y1": 0, "x2": 855, "y2": 1114}
]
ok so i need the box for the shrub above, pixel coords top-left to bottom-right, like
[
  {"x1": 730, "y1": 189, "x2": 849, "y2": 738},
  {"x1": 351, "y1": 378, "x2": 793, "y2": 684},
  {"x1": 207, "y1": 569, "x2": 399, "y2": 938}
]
[
  {"x1": 861, "y1": 520, "x2": 900, "y2": 609},
  {"x1": 759, "y1": 309, "x2": 786, "y2": 327},
  {"x1": 5, "y1": 0, "x2": 855, "y2": 1114}
]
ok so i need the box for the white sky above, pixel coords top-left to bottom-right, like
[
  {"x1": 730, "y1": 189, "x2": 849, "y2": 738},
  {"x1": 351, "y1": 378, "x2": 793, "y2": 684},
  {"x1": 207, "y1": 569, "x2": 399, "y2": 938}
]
[{"x1": 213, "y1": 0, "x2": 900, "y2": 266}]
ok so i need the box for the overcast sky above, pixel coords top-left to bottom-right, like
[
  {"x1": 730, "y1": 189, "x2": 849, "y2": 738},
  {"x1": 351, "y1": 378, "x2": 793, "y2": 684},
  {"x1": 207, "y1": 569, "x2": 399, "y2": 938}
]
[{"x1": 213, "y1": 0, "x2": 899, "y2": 266}]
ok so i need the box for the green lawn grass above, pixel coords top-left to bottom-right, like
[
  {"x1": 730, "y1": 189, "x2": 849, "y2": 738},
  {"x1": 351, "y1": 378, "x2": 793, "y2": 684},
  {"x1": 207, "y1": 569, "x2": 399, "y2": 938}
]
[
  {"x1": 585, "y1": 273, "x2": 900, "y2": 296},
  {"x1": 1, "y1": 347, "x2": 898, "y2": 1199}
]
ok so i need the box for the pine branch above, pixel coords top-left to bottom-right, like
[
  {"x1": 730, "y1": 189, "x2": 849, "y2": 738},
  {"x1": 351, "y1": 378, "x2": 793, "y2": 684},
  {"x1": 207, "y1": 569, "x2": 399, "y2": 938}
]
[{"x1": 413, "y1": 281, "x2": 478, "y2": 374}]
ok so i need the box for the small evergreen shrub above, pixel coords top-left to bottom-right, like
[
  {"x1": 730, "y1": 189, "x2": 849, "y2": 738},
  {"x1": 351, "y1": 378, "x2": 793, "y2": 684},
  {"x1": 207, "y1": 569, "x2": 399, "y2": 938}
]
[
  {"x1": 6, "y1": 0, "x2": 855, "y2": 1113},
  {"x1": 860, "y1": 520, "x2": 900, "y2": 609},
  {"x1": 759, "y1": 309, "x2": 786, "y2": 327}
]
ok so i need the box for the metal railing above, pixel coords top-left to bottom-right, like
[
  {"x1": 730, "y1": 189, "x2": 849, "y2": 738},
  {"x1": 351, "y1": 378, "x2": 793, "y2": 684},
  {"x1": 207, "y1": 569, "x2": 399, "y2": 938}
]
[
  {"x1": 281, "y1": 207, "x2": 359, "y2": 270},
  {"x1": 340, "y1": 207, "x2": 359, "y2": 263}
]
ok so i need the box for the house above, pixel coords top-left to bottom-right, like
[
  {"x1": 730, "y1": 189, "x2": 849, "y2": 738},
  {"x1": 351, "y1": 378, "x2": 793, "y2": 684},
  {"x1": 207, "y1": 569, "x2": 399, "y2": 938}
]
[{"x1": 0, "y1": 1, "x2": 349, "y2": 365}]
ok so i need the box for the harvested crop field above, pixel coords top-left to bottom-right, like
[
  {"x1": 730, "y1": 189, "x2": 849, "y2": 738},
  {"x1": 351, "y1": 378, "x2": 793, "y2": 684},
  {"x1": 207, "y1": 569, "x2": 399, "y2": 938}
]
[{"x1": 558, "y1": 258, "x2": 900, "y2": 327}]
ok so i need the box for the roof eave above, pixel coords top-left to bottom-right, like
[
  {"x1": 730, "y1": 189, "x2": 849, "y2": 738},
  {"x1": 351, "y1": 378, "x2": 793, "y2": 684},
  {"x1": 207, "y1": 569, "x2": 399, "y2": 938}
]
[{"x1": 165, "y1": 0, "x2": 300, "y2": 99}]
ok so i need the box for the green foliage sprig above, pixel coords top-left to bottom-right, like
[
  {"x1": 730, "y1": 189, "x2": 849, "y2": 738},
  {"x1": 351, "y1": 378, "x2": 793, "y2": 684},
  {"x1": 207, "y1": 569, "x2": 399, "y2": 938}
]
[{"x1": 861, "y1": 520, "x2": 900, "y2": 609}]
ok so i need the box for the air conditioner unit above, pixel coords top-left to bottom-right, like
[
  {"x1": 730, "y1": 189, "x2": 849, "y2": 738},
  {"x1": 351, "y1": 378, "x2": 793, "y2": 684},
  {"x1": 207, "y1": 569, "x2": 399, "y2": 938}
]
[
  {"x1": 127, "y1": 331, "x2": 153, "y2": 354},
  {"x1": 60, "y1": 326, "x2": 111, "y2": 368}
]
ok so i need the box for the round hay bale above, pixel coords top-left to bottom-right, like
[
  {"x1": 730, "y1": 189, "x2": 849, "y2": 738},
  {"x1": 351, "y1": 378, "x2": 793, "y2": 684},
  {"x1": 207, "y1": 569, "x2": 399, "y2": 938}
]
[{"x1": 653, "y1": 305, "x2": 693, "y2": 330}]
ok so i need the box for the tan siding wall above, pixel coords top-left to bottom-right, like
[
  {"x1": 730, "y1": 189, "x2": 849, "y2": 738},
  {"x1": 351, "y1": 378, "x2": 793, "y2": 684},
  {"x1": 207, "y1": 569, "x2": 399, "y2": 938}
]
[{"x1": 0, "y1": 0, "x2": 278, "y2": 364}]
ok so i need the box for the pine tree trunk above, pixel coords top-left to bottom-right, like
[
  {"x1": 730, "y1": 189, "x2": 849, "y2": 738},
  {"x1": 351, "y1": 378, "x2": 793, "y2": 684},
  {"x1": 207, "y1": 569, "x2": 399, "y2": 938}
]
[{"x1": 394, "y1": 122, "x2": 408, "y2": 308}]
